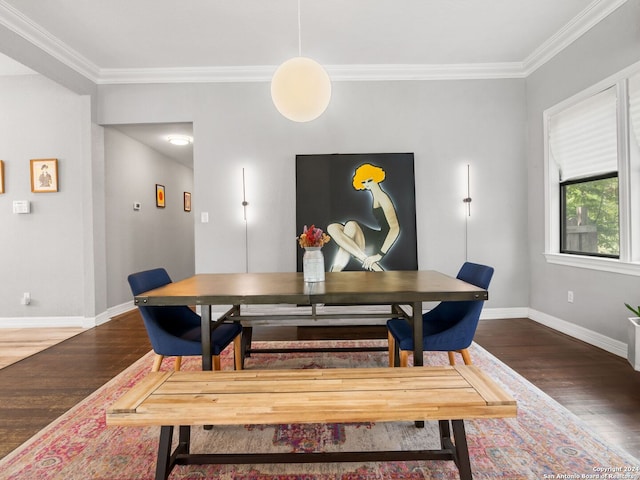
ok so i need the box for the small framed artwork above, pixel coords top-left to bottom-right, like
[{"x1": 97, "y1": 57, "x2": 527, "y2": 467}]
[
  {"x1": 156, "y1": 184, "x2": 165, "y2": 208},
  {"x1": 0, "y1": 160, "x2": 4, "y2": 194},
  {"x1": 183, "y1": 192, "x2": 191, "y2": 212},
  {"x1": 30, "y1": 158, "x2": 58, "y2": 193}
]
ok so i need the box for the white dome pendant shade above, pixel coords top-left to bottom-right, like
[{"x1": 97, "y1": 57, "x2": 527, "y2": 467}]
[{"x1": 271, "y1": 56, "x2": 332, "y2": 122}]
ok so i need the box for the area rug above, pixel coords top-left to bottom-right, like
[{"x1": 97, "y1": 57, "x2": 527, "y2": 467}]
[{"x1": 1, "y1": 340, "x2": 638, "y2": 479}]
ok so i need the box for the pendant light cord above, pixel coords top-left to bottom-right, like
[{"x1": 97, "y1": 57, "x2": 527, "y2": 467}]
[{"x1": 297, "y1": 0, "x2": 302, "y2": 57}]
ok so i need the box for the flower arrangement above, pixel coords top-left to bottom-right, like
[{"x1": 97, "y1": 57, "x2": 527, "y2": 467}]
[{"x1": 298, "y1": 224, "x2": 331, "y2": 248}]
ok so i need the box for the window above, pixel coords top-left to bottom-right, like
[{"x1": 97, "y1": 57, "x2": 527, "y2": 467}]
[
  {"x1": 549, "y1": 87, "x2": 619, "y2": 258},
  {"x1": 560, "y1": 174, "x2": 619, "y2": 257},
  {"x1": 545, "y1": 62, "x2": 640, "y2": 274}
]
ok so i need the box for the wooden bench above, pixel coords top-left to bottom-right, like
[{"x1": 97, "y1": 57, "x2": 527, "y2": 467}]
[{"x1": 106, "y1": 366, "x2": 516, "y2": 480}]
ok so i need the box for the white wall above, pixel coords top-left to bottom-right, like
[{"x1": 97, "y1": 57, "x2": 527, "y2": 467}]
[
  {"x1": 0, "y1": 75, "x2": 96, "y2": 325},
  {"x1": 98, "y1": 78, "x2": 529, "y2": 309},
  {"x1": 526, "y1": 0, "x2": 640, "y2": 346},
  {"x1": 104, "y1": 128, "x2": 195, "y2": 309}
]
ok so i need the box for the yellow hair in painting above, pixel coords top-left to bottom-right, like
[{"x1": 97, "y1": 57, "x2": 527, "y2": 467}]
[{"x1": 352, "y1": 163, "x2": 386, "y2": 190}]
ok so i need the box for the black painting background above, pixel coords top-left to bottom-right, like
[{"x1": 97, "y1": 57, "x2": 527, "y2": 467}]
[{"x1": 296, "y1": 153, "x2": 418, "y2": 271}]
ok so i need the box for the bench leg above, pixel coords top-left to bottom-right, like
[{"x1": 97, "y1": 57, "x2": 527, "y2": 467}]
[
  {"x1": 156, "y1": 426, "x2": 173, "y2": 480},
  {"x1": 452, "y1": 420, "x2": 472, "y2": 480}
]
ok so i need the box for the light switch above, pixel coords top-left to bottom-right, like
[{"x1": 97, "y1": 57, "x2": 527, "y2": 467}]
[
  {"x1": 13, "y1": 200, "x2": 30, "y2": 214},
  {"x1": 201, "y1": 212, "x2": 209, "y2": 223}
]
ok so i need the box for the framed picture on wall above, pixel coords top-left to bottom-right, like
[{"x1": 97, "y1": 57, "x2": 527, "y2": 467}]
[
  {"x1": 296, "y1": 153, "x2": 418, "y2": 273},
  {"x1": 184, "y1": 192, "x2": 191, "y2": 212},
  {"x1": 156, "y1": 184, "x2": 165, "y2": 208},
  {"x1": 0, "y1": 160, "x2": 4, "y2": 194},
  {"x1": 30, "y1": 158, "x2": 58, "y2": 193}
]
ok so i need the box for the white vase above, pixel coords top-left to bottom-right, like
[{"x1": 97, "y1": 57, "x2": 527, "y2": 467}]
[
  {"x1": 303, "y1": 247, "x2": 325, "y2": 282},
  {"x1": 628, "y1": 317, "x2": 640, "y2": 371}
]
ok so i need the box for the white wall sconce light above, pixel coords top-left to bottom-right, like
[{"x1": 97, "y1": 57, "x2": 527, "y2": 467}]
[
  {"x1": 463, "y1": 164, "x2": 472, "y2": 217},
  {"x1": 167, "y1": 135, "x2": 193, "y2": 146},
  {"x1": 271, "y1": 0, "x2": 331, "y2": 122}
]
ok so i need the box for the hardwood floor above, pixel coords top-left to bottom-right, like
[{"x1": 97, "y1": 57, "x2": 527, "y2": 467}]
[
  {"x1": 0, "y1": 327, "x2": 84, "y2": 369},
  {"x1": 0, "y1": 313, "x2": 639, "y2": 462}
]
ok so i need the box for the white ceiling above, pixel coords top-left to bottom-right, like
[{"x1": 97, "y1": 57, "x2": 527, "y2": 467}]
[
  {"x1": 109, "y1": 123, "x2": 194, "y2": 167},
  {"x1": 0, "y1": 0, "x2": 626, "y2": 165},
  {"x1": 0, "y1": 0, "x2": 625, "y2": 80}
]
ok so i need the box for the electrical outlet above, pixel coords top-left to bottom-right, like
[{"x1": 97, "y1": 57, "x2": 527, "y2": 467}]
[
  {"x1": 567, "y1": 291, "x2": 574, "y2": 303},
  {"x1": 21, "y1": 292, "x2": 31, "y2": 305}
]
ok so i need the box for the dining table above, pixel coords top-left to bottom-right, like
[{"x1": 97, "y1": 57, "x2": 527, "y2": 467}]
[{"x1": 133, "y1": 270, "x2": 489, "y2": 371}]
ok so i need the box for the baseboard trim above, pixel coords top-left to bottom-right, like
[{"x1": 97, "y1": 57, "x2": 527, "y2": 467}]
[
  {"x1": 0, "y1": 316, "x2": 87, "y2": 328},
  {"x1": 528, "y1": 308, "x2": 627, "y2": 358},
  {"x1": 0, "y1": 305, "x2": 627, "y2": 360}
]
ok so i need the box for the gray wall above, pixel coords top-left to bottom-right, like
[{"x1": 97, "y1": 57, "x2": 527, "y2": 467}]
[
  {"x1": 0, "y1": 75, "x2": 97, "y2": 325},
  {"x1": 0, "y1": 74, "x2": 194, "y2": 325},
  {"x1": 98, "y1": 79, "x2": 529, "y2": 310},
  {"x1": 104, "y1": 128, "x2": 195, "y2": 308},
  {"x1": 526, "y1": 0, "x2": 640, "y2": 344},
  {"x1": 3, "y1": 2, "x2": 639, "y2": 354}
]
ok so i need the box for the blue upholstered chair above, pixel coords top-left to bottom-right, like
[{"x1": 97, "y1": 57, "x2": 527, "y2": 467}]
[
  {"x1": 387, "y1": 262, "x2": 494, "y2": 367},
  {"x1": 128, "y1": 268, "x2": 243, "y2": 372}
]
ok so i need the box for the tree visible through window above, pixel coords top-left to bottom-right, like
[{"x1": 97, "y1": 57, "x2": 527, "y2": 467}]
[{"x1": 561, "y1": 174, "x2": 619, "y2": 257}]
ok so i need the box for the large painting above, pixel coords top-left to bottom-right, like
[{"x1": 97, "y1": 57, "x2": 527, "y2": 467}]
[{"x1": 296, "y1": 153, "x2": 417, "y2": 272}]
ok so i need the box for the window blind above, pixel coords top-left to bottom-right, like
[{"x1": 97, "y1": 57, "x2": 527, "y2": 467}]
[{"x1": 549, "y1": 86, "x2": 618, "y2": 182}]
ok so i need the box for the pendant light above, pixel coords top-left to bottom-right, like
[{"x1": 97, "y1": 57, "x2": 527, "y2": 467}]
[{"x1": 271, "y1": 0, "x2": 331, "y2": 122}]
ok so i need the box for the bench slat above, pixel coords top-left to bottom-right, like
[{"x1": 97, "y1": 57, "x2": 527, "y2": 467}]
[
  {"x1": 455, "y1": 365, "x2": 515, "y2": 406},
  {"x1": 106, "y1": 366, "x2": 516, "y2": 427},
  {"x1": 108, "y1": 372, "x2": 172, "y2": 414}
]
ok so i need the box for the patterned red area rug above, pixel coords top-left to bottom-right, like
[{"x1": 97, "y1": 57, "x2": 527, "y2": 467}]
[{"x1": 1, "y1": 340, "x2": 638, "y2": 479}]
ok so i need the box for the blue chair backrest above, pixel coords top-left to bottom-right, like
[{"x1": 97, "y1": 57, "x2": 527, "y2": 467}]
[
  {"x1": 127, "y1": 268, "x2": 201, "y2": 353},
  {"x1": 426, "y1": 262, "x2": 494, "y2": 336},
  {"x1": 128, "y1": 267, "x2": 172, "y2": 296},
  {"x1": 457, "y1": 262, "x2": 494, "y2": 290}
]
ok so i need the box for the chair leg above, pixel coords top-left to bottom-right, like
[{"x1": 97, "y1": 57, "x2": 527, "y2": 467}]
[
  {"x1": 152, "y1": 354, "x2": 164, "y2": 372},
  {"x1": 387, "y1": 332, "x2": 396, "y2": 367},
  {"x1": 213, "y1": 355, "x2": 221, "y2": 371},
  {"x1": 399, "y1": 350, "x2": 409, "y2": 367},
  {"x1": 460, "y1": 348, "x2": 472, "y2": 365},
  {"x1": 174, "y1": 356, "x2": 182, "y2": 371},
  {"x1": 233, "y1": 334, "x2": 243, "y2": 370},
  {"x1": 448, "y1": 351, "x2": 456, "y2": 365}
]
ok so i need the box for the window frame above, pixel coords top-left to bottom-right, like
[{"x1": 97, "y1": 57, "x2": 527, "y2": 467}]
[
  {"x1": 544, "y1": 60, "x2": 640, "y2": 276},
  {"x1": 559, "y1": 172, "x2": 619, "y2": 258}
]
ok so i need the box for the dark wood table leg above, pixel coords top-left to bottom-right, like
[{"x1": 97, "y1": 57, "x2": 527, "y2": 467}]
[
  {"x1": 438, "y1": 419, "x2": 451, "y2": 447},
  {"x1": 243, "y1": 325, "x2": 253, "y2": 358},
  {"x1": 200, "y1": 307, "x2": 213, "y2": 429},
  {"x1": 412, "y1": 301, "x2": 425, "y2": 428},
  {"x1": 201, "y1": 305, "x2": 212, "y2": 371},
  {"x1": 412, "y1": 301, "x2": 424, "y2": 366},
  {"x1": 178, "y1": 425, "x2": 191, "y2": 454}
]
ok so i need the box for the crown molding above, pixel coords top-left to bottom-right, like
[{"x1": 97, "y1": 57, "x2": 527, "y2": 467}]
[
  {"x1": 523, "y1": 0, "x2": 629, "y2": 75},
  {"x1": 0, "y1": 0, "x2": 100, "y2": 81},
  {"x1": 97, "y1": 62, "x2": 526, "y2": 85},
  {"x1": 0, "y1": 0, "x2": 628, "y2": 85}
]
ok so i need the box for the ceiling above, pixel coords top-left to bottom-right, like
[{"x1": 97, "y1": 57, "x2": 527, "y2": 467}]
[
  {"x1": 0, "y1": 0, "x2": 623, "y2": 78},
  {"x1": 109, "y1": 124, "x2": 194, "y2": 167},
  {"x1": 0, "y1": 0, "x2": 625, "y2": 166}
]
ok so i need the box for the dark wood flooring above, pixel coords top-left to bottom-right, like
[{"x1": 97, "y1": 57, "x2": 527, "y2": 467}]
[{"x1": 0, "y1": 313, "x2": 639, "y2": 462}]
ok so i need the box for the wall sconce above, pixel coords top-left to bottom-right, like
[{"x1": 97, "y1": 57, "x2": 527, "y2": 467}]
[
  {"x1": 463, "y1": 164, "x2": 472, "y2": 217},
  {"x1": 242, "y1": 168, "x2": 249, "y2": 273}
]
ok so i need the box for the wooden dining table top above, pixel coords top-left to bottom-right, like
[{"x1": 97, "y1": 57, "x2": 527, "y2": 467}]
[{"x1": 133, "y1": 270, "x2": 488, "y2": 307}]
